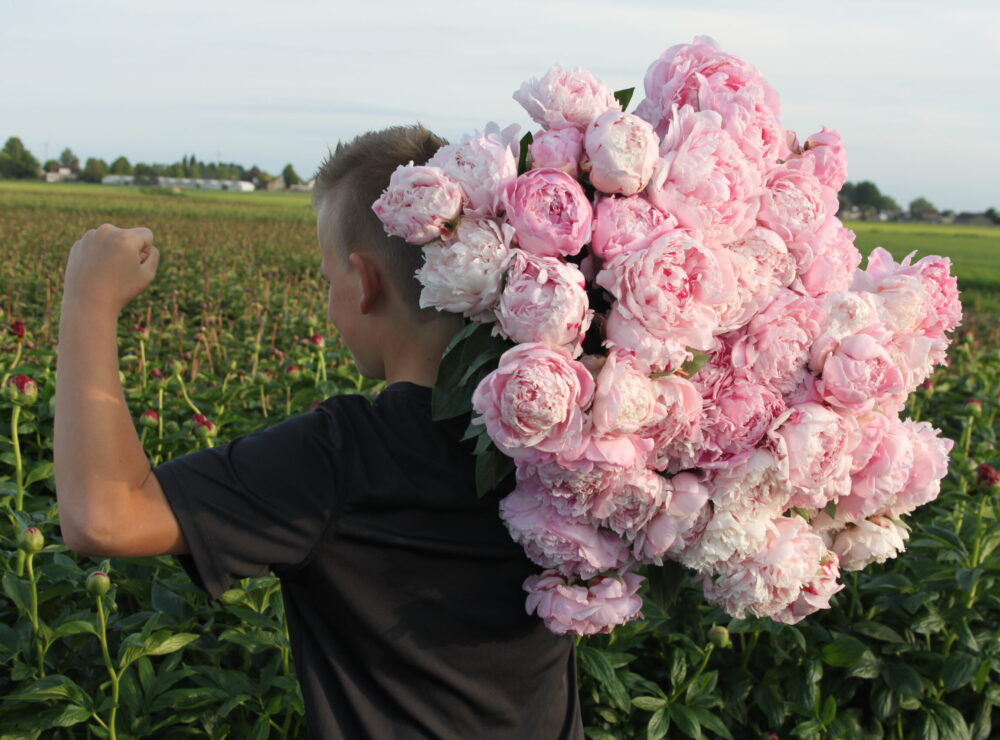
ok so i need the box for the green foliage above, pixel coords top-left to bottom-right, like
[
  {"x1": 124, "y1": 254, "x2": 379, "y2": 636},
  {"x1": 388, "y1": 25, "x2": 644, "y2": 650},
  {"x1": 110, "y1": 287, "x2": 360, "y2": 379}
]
[
  {"x1": 110, "y1": 156, "x2": 133, "y2": 176},
  {"x1": 79, "y1": 157, "x2": 109, "y2": 183},
  {"x1": 0, "y1": 184, "x2": 996, "y2": 737},
  {"x1": 0, "y1": 137, "x2": 41, "y2": 180},
  {"x1": 281, "y1": 164, "x2": 301, "y2": 187}
]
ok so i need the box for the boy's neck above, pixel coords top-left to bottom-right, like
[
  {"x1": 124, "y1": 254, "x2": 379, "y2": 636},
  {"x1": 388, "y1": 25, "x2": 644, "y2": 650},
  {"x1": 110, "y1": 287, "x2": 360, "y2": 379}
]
[{"x1": 380, "y1": 314, "x2": 463, "y2": 389}]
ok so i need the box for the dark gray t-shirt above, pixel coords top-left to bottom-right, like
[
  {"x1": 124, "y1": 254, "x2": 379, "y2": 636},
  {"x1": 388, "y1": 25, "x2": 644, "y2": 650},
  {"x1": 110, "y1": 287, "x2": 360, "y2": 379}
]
[{"x1": 154, "y1": 381, "x2": 584, "y2": 740}]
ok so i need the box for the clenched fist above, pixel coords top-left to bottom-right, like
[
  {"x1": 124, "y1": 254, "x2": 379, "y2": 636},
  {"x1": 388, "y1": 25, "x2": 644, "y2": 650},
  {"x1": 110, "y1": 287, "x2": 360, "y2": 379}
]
[{"x1": 63, "y1": 224, "x2": 160, "y2": 316}]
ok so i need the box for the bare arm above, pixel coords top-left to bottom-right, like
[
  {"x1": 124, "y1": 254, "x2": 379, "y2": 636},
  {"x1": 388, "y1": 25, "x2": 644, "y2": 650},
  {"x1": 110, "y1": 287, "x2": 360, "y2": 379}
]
[{"x1": 54, "y1": 224, "x2": 187, "y2": 556}]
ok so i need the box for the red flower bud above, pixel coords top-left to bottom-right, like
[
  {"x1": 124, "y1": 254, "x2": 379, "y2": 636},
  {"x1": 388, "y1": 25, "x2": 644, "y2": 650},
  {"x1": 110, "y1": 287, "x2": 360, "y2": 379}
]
[
  {"x1": 708, "y1": 625, "x2": 731, "y2": 648},
  {"x1": 135, "y1": 326, "x2": 149, "y2": 340},
  {"x1": 287, "y1": 365, "x2": 302, "y2": 381},
  {"x1": 308, "y1": 334, "x2": 325, "y2": 349},
  {"x1": 8, "y1": 321, "x2": 25, "y2": 339},
  {"x1": 964, "y1": 398, "x2": 983, "y2": 417},
  {"x1": 18, "y1": 526, "x2": 44, "y2": 553},
  {"x1": 191, "y1": 413, "x2": 217, "y2": 438},
  {"x1": 139, "y1": 409, "x2": 159, "y2": 428},
  {"x1": 4, "y1": 375, "x2": 38, "y2": 405},
  {"x1": 977, "y1": 463, "x2": 1000, "y2": 490},
  {"x1": 86, "y1": 571, "x2": 111, "y2": 597},
  {"x1": 150, "y1": 368, "x2": 164, "y2": 380}
]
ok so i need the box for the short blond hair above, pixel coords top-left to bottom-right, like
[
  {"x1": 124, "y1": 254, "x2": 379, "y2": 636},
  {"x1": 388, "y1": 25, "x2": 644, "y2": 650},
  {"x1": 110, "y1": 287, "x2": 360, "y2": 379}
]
[{"x1": 312, "y1": 124, "x2": 448, "y2": 313}]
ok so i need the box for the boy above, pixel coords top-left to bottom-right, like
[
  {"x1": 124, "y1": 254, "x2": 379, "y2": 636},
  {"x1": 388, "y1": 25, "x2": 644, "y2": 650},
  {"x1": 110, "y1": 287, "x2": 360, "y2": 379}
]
[{"x1": 54, "y1": 125, "x2": 585, "y2": 739}]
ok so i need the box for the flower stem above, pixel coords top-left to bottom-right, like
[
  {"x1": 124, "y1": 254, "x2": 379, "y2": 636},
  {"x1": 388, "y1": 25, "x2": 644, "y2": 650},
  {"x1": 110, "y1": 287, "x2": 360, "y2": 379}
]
[{"x1": 95, "y1": 595, "x2": 119, "y2": 740}]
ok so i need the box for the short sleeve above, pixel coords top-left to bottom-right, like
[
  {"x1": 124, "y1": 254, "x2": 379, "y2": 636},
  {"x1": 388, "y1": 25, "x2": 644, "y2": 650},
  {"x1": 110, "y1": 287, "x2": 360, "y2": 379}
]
[{"x1": 153, "y1": 407, "x2": 344, "y2": 600}]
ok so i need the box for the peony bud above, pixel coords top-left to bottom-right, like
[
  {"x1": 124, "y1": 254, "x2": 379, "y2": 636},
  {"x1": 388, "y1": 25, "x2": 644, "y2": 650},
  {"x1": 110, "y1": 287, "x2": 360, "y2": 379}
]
[
  {"x1": 86, "y1": 571, "x2": 111, "y2": 597},
  {"x1": 8, "y1": 321, "x2": 25, "y2": 339},
  {"x1": 192, "y1": 413, "x2": 217, "y2": 438},
  {"x1": 169, "y1": 360, "x2": 184, "y2": 378},
  {"x1": 964, "y1": 398, "x2": 983, "y2": 417},
  {"x1": 708, "y1": 625, "x2": 731, "y2": 649},
  {"x1": 139, "y1": 409, "x2": 159, "y2": 428},
  {"x1": 308, "y1": 334, "x2": 325, "y2": 350},
  {"x1": 977, "y1": 463, "x2": 1000, "y2": 493},
  {"x1": 18, "y1": 526, "x2": 44, "y2": 553},
  {"x1": 134, "y1": 326, "x2": 149, "y2": 340},
  {"x1": 286, "y1": 365, "x2": 302, "y2": 381},
  {"x1": 4, "y1": 375, "x2": 38, "y2": 406},
  {"x1": 305, "y1": 314, "x2": 318, "y2": 329}
]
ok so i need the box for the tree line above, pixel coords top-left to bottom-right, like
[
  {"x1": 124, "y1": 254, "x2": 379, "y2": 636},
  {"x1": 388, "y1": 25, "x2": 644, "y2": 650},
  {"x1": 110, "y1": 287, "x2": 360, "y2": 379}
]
[{"x1": 0, "y1": 136, "x2": 302, "y2": 189}]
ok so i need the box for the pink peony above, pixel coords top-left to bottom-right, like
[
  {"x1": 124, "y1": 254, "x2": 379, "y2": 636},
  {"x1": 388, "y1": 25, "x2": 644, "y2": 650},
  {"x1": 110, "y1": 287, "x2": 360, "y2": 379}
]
[
  {"x1": 646, "y1": 104, "x2": 762, "y2": 246},
  {"x1": 831, "y1": 516, "x2": 908, "y2": 571},
  {"x1": 524, "y1": 569, "x2": 644, "y2": 635},
  {"x1": 583, "y1": 110, "x2": 660, "y2": 196},
  {"x1": 682, "y1": 508, "x2": 775, "y2": 574},
  {"x1": 697, "y1": 374, "x2": 786, "y2": 463},
  {"x1": 591, "y1": 352, "x2": 658, "y2": 436},
  {"x1": 756, "y1": 163, "x2": 839, "y2": 269},
  {"x1": 768, "y1": 403, "x2": 860, "y2": 510},
  {"x1": 589, "y1": 467, "x2": 669, "y2": 540},
  {"x1": 590, "y1": 194, "x2": 678, "y2": 261},
  {"x1": 501, "y1": 168, "x2": 593, "y2": 258},
  {"x1": 500, "y1": 478, "x2": 630, "y2": 578},
  {"x1": 639, "y1": 373, "x2": 703, "y2": 472},
  {"x1": 632, "y1": 472, "x2": 711, "y2": 565},
  {"x1": 772, "y1": 551, "x2": 844, "y2": 624},
  {"x1": 513, "y1": 64, "x2": 620, "y2": 131},
  {"x1": 426, "y1": 128, "x2": 518, "y2": 216},
  {"x1": 882, "y1": 420, "x2": 952, "y2": 518},
  {"x1": 913, "y1": 254, "x2": 962, "y2": 337},
  {"x1": 495, "y1": 251, "x2": 592, "y2": 355},
  {"x1": 815, "y1": 328, "x2": 906, "y2": 415},
  {"x1": 528, "y1": 128, "x2": 584, "y2": 178},
  {"x1": 800, "y1": 127, "x2": 848, "y2": 191},
  {"x1": 700, "y1": 515, "x2": 827, "y2": 619},
  {"x1": 415, "y1": 217, "x2": 513, "y2": 320},
  {"x1": 703, "y1": 447, "x2": 792, "y2": 521},
  {"x1": 635, "y1": 36, "x2": 784, "y2": 165},
  {"x1": 472, "y1": 343, "x2": 594, "y2": 459},
  {"x1": 729, "y1": 289, "x2": 826, "y2": 396},
  {"x1": 839, "y1": 412, "x2": 914, "y2": 522},
  {"x1": 795, "y1": 219, "x2": 862, "y2": 299},
  {"x1": 516, "y1": 450, "x2": 631, "y2": 519},
  {"x1": 597, "y1": 229, "x2": 737, "y2": 372},
  {"x1": 372, "y1": 164, "x2": 464, "y2": 244}
]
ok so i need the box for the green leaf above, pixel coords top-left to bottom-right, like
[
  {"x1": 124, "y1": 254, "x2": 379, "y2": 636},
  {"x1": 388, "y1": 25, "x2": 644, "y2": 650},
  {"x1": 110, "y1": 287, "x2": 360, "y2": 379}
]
[
  {"x1": 668, "y1": 703, "x2": 702, "y2": 739},
  {"x1": 941, "y1": 651, "x2": 979, "y2": 692},
  {"x1": 474, "y1": 443, "x2": 514, "y2": 498},
  {"x1": 613, "y1": 87, "x2": 635, "y2": 112},
  {"x1": 647, "y1": 707, "x2": 669, "y2": 740},
  {"x1": 820, "y1": 695, "x2": 836, "y2": 725},
  {"x1": 632, "y1": 696, "x2": 667, "y2": 711},
  {"x1": 248, "y1": 713, "x2": 271, "y2": 740},
  {"x1": 881, "y1": 661, "x2": 924, "y2": 697},
  {"x1": 822, "y1": 500, "x2": 837, "y2": 518},
  {"x1": 645, "y1": 561, "x2": 685, "y2": 611},
  {"x1": 46, "y1": 705, "x2": 92, "y2": 728},
  {"x1": 930, "y1": 702, "x2": 971, "y2": 740},
  {"x1": 915, "y1": 712, "x2": 940, "y2": 740},
  {"x1": 821, "y1": 635, "x2": 869, "y2": 667},
  {"x1": 791, "y1": 720, "x2": 825, "y2": 737},
  {"x1": 2, "y1": 573, "x2": 33, "y2": 614},
  {"x1": 52, "y1": 620, "x2": 98, "y2": 639},
  {"x1": 24, "y1": 461, "x2": 54, "y2": 487},
  {"x1": 853, "y1": 620, "x2": 904, "y2": 643},
  {"x1": 518, "y1": 131, "x2": 534, "y2": 174},
  {"x1": 678, "y1": 350, "x2": 710, "y2": 379},
  {"x1": 3, "y1": 675, "x2": 89, "y2": 706},
  {"x1": 691, "y1": 706, "x2": 733, "y2": 740},
  {"x1": 578, "y1": 645, "x2": 631, "y2": 712}
]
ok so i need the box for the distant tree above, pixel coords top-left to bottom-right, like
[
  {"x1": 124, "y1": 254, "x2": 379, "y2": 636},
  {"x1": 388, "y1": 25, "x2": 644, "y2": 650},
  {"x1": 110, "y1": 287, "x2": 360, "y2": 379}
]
[
  {"x1": 877, "y1": 195, "x2": 899, "y2": 213},
  {"x1": 853, "y1": 181, "x2": 882, "y2": 208},
  {"x1": 282, "y1": 163, "x2": 301, "y2": 187},
  {"x1": 909, "y1": 197, "x2": 937, "y2": 219},
  {"x1": 247, "y1": 165, "x2": 261, "y2": 182},
  {"x1": 79, "y1": 157, "x2": 109, "y2": 183},
  {"x1": 133, "y1": 162, "x2": 156, "y2": 183},
  {"x1": 986, "y1": 207, "x2": 1000, "y2": 225},
  {"x1": 59, "y1": 147, "x2": 80, "y2": 172},
  {"x1": 43, "y1": 159, "x2": 60, "y2": 172},
  {"x1": 256, "y1": 171, "x2": 274, "y2": 190},
  {"x1": 167, "y1": 163, "x2": 184, "y2": 178},
  {"x1": 838, "y1": 181, "x2": 857, "y2": 212},
  {"x1": 110, "y1": 156, "x2": 133, "y2": 175},
  {"x1": 0, "y1": 137, "x2": 41, "y2": 179}
]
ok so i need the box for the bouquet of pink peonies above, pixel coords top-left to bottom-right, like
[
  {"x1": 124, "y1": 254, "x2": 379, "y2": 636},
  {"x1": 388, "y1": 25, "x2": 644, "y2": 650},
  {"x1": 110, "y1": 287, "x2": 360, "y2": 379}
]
[{"x1": 372, "y1": 36, "x2": 961, "y2": 636}]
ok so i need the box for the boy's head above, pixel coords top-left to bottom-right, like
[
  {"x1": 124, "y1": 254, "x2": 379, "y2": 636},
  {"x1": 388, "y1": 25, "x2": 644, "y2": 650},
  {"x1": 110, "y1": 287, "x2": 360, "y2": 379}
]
[{"x1": 312, "y1": 124, "x2": 462, "y2": 380}]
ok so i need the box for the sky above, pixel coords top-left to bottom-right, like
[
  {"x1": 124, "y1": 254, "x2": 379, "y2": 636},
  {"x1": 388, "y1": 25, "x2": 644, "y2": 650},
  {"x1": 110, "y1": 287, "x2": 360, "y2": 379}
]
[{"x1": 3, "y1": 0, "x2": 998, "y2": 212}]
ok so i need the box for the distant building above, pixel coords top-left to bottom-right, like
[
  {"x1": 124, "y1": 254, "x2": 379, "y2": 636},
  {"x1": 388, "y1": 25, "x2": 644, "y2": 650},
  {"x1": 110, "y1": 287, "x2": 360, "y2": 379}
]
[
  {"x1": 289, "y1": 178, "x2": 315, "y2": 193},
  {"x1": 43, "y1": 166, "x2": 74, "y2": 183},
  {"x1": 101, "y1": 175, "x2": 254, "y2": 192}
]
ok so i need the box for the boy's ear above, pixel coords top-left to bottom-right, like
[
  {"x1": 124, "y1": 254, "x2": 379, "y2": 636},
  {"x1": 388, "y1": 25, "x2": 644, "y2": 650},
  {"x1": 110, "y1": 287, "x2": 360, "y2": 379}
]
[{"x1": 349, "y1": 252, "x2": 382, "y2": 314}]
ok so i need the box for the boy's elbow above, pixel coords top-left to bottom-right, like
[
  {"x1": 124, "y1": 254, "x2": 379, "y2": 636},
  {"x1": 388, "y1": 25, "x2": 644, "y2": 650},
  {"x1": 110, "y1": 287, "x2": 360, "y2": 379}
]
[{"x1": 60, "y1": 518, "x2": 114, "y2": 557}]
